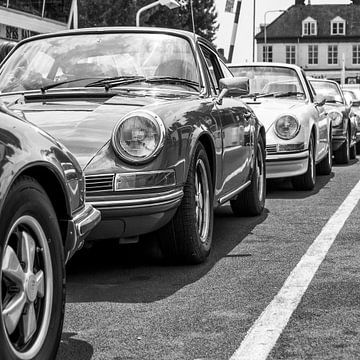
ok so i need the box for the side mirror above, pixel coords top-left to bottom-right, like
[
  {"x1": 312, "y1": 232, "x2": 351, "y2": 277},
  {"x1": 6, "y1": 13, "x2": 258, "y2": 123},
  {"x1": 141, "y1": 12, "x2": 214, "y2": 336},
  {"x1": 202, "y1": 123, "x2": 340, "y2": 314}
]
[
  {"x1": 314, "y1": 94, "x2": 326, "y2": 107},
  {"x1": 216, "y1": 77, "x2": 249, "y2": 104}
]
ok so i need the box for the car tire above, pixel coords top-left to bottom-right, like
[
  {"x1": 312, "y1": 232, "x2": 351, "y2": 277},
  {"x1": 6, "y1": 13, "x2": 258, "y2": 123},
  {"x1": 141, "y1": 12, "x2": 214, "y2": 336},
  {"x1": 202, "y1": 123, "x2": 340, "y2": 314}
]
[
  {"x1": 334, "y1": 130, "x2": 350, "y2": 164},
  {"x1": 0, "y1": 176, "x2": 65, "y2": 360},
  {"x1": 316, "y1": 132, "x2": 332, "y2": 175},
  {"x1": 292, "y1": 133, "x2": 316, "y2": 191},
  {"x1": 158, "y1": 143, "x2": 213, "y2": 264},
  {"x1": 350, "y1": 143, "x2": 356, "y2": 159},
  {"x1": 356, "y1": 141, "x2": 360, "y2": 154},
  {"x1": 230, "y1": 135, "x2": 266, "y2": 216}
]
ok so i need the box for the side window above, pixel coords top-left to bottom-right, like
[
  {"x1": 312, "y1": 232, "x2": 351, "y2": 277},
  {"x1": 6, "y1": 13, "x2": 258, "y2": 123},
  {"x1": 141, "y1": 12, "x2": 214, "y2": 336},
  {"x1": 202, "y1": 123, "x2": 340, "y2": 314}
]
[
  {"x1": 200, "y1": 45, "x2": 223, "y2": 94},
  {"x1": 219, "y1": 60, "x2": 233, "y2": 78}
]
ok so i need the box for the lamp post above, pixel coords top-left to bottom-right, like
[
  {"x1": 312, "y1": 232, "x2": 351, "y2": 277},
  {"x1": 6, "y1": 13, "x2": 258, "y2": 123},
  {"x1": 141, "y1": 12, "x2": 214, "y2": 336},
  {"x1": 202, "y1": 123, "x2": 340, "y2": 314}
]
[
  {"x1": 264, "y1": 9, "x2": 285, "y2": 61},
  {"x1": 136, "y1": 0, "x2": 181, "y2": 27}
]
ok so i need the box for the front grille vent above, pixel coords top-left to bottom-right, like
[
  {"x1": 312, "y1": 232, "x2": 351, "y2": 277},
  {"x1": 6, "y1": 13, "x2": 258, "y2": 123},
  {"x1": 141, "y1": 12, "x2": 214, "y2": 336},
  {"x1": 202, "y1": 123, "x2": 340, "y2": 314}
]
[
  {"x1": 266, "y1": 144, "x2": 277, "y2": 154},
  {"x1": 85, "y1": 174, "x2": 114, "y2": 194}
]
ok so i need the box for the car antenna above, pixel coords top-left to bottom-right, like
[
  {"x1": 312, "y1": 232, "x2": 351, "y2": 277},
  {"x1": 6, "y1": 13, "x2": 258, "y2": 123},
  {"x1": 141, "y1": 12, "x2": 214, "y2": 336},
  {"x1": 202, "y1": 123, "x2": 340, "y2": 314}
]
[{"x1": 190, "y1": 0, "x2": 196, "y2": 41}]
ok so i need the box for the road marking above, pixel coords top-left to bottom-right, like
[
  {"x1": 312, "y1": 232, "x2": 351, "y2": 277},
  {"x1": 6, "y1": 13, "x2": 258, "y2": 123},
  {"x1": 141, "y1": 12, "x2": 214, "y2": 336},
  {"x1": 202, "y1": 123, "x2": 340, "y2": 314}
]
[{"x1": 230, "y1": 180, "x2": 360, "y2": 360}]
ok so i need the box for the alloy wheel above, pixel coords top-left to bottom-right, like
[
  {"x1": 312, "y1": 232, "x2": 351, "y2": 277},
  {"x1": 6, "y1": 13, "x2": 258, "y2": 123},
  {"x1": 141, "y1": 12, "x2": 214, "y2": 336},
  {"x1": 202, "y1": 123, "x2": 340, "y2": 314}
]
[{"x1": 1, "y1": 215, "x2": 53, "y2": 359}]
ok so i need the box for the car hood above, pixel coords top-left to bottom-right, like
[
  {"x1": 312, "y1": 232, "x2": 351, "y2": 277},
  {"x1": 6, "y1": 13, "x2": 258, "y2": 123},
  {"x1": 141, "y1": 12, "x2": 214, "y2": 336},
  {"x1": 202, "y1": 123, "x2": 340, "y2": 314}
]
[
  {"x1": 243, "y1": 98, "x2": 305, "y2": 132},
  {"x1": 8, "y1": 94, "x2": 167, "y2": 168}
]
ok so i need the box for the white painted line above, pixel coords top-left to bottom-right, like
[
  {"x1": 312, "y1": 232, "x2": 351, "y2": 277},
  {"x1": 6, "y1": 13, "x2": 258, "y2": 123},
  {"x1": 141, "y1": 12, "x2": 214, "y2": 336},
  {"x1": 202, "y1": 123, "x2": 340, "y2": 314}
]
[{"x1": 230, "y1": 179, "x2": 360, "y2": 360}]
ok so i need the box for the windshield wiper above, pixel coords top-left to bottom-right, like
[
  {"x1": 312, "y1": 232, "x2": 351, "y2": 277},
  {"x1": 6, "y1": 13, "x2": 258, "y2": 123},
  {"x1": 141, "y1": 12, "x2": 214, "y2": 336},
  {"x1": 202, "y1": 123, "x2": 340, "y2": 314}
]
[
  {"x1": 274, "y1": 91, "x2": 305, "y2": 98},
  {"x1": 41, "y1": 77, "x2": 102, "y2": 93},
  {"x1": 241, "y1": 92, "x2": 281, "y2": 99},
  {"x1": 144, "y1": 76, "x2": 200, "y2": 91},
  {"x1": 86, "y1": 76, "x2": 146, "y2": 90}
]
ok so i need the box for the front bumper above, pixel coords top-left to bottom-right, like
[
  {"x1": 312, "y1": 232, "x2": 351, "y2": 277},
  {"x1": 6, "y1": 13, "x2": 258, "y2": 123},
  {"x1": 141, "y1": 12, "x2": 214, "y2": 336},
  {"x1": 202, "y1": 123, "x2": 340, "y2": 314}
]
[
  {"x1": 86, "y1": 188, "x2": 184, "y2": 240},
  {"x1": 63, "y1": 204, "x2": 101, "y2": 262},
  {"x1": 266, "y1": 150, "x2": 309, "y2": 179}
]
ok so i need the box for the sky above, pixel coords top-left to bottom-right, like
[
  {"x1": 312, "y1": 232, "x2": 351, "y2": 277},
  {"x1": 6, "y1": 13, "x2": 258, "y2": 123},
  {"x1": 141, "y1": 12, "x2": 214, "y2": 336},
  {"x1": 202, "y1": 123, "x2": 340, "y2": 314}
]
[{"x1": 213, "y1": 0, "x2": 350, "y2": 63}]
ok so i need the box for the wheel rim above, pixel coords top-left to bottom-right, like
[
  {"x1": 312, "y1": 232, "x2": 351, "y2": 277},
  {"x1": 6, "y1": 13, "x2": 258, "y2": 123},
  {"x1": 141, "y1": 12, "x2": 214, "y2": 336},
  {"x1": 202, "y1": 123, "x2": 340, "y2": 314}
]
[
  {"x1": 194, "y1": 158, "x2": 210, "y2": 244},
  {"x1": 1, "y1": 215, "x2": 53, "y2": 359},
  {"x1": 256, "y1": 142, "x2": 265, "y2": 202}
]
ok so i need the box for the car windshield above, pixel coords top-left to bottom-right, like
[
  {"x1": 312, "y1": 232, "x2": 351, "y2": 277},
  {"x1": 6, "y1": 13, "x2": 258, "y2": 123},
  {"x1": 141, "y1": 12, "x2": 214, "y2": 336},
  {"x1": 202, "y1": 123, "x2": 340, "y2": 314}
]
[
  {"x1": 0, "y1": 32, "x2": 200, "y2": 93},
  {"x1": 311, "y1": 81, "x2": 343, "y2": 103},
  {"x1": 343, "y1": 88, "x2": 360, "y2": 100},
  {"x1": 230, "y1": 66, "x2": 305, "y2": 99}
]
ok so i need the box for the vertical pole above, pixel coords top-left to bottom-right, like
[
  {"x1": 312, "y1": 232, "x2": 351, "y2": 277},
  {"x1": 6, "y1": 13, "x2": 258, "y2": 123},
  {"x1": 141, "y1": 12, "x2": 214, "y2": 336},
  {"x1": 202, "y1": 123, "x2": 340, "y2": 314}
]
[
  {"x1": 228, "y1": 0, "x2": 242, "y2": 63},
  {"x1": 341, "y1": 52, "x2": 346, "y2": 85},
  {"x1": 264, "y1": 12, "x2": 267, "y2": 62},
  {"x1": 252, "y1": 0, "x2": 256, "y2": 61}
]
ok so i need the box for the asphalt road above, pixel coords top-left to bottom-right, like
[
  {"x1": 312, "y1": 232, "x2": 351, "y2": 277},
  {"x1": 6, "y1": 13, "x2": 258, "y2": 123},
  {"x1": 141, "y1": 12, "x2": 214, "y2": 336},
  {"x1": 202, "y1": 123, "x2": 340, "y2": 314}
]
[{"x1": 57, "y1": 157, "x2": 360, "y2": 360}]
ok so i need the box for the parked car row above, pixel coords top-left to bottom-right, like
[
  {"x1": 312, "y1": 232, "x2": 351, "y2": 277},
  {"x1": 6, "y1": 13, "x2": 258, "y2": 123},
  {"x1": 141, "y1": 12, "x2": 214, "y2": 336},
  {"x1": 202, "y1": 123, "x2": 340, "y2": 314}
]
[
  {"x1": 1, "y1": 27, "x2": 359, "y2": 360},
  {"x1": 0, "y1": 27, "x2": 267, "y2": 359}
]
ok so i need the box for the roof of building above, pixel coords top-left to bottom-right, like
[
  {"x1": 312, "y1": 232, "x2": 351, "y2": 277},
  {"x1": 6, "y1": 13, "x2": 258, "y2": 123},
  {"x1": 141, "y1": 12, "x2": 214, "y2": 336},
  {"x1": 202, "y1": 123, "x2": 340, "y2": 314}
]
[{"x1": 256, "y1": 4, "x2": 360, "y2": 40}]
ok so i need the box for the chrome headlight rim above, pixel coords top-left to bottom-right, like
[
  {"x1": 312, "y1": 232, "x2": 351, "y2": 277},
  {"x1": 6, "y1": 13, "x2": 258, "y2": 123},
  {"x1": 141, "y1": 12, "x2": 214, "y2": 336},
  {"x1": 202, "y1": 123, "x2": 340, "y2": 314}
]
[
  {"x1": 112, "y1": 109, "x2": 166, "y2": 164},
  {"x1": 327, "y1": 110, "x2": 343, "y2": 127},
  {"x1": 274, "y1": 115, "x2": 301, "y2": 140}
]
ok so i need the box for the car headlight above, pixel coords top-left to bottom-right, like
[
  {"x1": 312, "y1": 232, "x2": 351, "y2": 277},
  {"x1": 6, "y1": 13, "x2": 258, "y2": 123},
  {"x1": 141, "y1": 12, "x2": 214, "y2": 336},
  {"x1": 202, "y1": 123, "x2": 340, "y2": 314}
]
[
  {"x1": 327, "y1": 111, "x2": 342, "y2": 127},
  {"x1": 112, "y1": 110, "x2": 165, "y2": 163},
  {"x1": 274, "y1": 115, "x2": 300, "y2": 140}
]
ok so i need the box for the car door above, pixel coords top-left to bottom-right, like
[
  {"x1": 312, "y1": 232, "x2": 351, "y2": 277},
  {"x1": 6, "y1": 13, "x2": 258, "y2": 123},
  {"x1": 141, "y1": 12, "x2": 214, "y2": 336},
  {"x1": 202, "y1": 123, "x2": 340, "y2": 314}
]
[
  {"x1": 306, "y1": 75, "x2": 329, "y2": 160},
  {"x1": 200, "y1": 45, "x2": 253, "y2": 198}
]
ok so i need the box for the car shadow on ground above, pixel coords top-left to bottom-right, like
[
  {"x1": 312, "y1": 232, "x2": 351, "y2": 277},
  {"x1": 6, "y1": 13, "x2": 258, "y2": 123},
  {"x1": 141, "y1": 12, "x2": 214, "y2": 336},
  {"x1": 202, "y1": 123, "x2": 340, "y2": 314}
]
[
  {"x1": 65, "y1": 206, "x2": 268, "y2": 304},
  {"x1": 56, "y1": 332, "x2": 94, "y2": 360},
  {"x1": 266, "y1": 171, "x2": 335, "y2": 199}
]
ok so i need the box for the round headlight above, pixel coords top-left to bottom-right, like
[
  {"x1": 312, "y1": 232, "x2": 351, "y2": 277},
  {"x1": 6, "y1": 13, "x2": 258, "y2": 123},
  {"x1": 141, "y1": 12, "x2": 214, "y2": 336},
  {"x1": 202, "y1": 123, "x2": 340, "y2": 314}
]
[
  {"x1": 112, "y1": 110, "x2": 165, "y2": 163},
  {"x1": 274, "y1": 115, "x2": 300, "y2": 140},
  {"x1": 327, "y1": 111, "x2": 342, "y2": 127}
]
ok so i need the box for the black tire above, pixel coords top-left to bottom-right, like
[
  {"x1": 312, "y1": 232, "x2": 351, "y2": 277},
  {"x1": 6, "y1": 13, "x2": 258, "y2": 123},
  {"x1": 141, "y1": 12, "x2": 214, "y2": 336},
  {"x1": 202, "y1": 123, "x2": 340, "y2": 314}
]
[
  {"x1": 292, "y1": 133, "x2": 316, "y2": 190},
  {"x1": 0, "y1": 176, "x2": 65, "y2": 360},
  {"x1": 230, "y1": 135, "x2": 266, "y2": 216},
  {"x1": 350, "y1": 143, "x2": 357, "y2": 159},
  {"x1": 334, "y1": 130, "x2": 350, "y2": 164},
  {"x1": 356, "y1": 141, "x2": 360, "y2": 154},
  {"x1": 158, "y1": 143, "x2": 214, "y2": 264},
  {"x1": 316, "y1": 132, "x2": 332, "y2": 175}
]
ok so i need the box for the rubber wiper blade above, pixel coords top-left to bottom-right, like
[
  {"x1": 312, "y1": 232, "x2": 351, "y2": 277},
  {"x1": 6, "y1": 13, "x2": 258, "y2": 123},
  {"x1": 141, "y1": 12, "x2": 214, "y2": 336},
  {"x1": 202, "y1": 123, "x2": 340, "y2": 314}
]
[
  {"x1": 86, "y1": 76, "x2": 146, "y2": 90},
  {"x1": 274, "y1": 91, "x2": 305, "y2": 98},
  {"x1": 41, "y1": 77, "x2": 102, "y2": 93},
  {"x1": 145, "y1": 76, "x2": 200, "y2": 91}
]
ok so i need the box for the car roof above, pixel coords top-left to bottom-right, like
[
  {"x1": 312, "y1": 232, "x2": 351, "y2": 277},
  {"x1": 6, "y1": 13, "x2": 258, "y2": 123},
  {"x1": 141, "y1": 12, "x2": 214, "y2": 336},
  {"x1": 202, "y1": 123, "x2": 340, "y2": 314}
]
[
  {"x1": 15, "y1": 26, "x2": 217, "y2": 53},
  {"x1": 228, "y1": 62, "x2": 302, "y2": 72}
]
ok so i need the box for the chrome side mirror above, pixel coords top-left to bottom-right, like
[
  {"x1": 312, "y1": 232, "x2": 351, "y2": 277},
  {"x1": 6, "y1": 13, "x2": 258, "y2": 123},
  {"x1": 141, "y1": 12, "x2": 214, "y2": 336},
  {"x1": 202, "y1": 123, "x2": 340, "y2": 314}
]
[{"x1": 216, "y1": 77, "x2": 249, "y2": 105}]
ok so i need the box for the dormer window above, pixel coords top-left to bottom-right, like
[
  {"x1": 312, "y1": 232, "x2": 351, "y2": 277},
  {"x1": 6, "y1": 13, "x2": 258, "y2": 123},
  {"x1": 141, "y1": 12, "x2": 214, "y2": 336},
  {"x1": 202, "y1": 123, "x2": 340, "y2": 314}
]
[
  {"x1": 302, "y1": 17, "x2": 317, "y2": 36},
  {"x1": 331, "y1": 16, "x2": 346, "y2": 35}
]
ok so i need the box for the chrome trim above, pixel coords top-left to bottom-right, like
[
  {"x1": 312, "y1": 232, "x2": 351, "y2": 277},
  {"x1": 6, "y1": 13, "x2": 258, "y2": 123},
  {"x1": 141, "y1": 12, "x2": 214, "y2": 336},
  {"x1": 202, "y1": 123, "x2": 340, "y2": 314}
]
[
  {"x1": 89, "y1": 189, "x2": 184, "y2": 207},
  {"x1": 111, "y1": 109, "x2": 166, "y2": 164},
  {"x1": 266, "y1": 150, "x2": 309, "y2": 161},
  {"x1": 73, "y1": 204, "x2": 101, "y2": 237},
  {"x1": 218, "y1": 181, "x2": 251, "y2": 204},
  {"x1": 114, "y1": 170, "x2": 176, "y2": 191}
]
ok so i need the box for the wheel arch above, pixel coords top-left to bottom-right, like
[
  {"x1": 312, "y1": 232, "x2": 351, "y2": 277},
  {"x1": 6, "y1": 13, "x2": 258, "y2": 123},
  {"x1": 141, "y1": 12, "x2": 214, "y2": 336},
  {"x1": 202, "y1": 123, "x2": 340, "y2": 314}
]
[
  {"x1": 16, "y1": 165, "x2": 71, "y2": 248},
  {"x1": 197, "y1": 133, "x2": 216, "y2": 192}
]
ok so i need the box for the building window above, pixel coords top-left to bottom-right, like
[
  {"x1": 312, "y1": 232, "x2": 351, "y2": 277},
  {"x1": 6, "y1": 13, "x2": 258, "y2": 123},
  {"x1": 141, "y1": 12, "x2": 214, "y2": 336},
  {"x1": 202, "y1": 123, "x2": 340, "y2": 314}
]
[
  {"x1": 286, "y1": 45, "x2": 296, "y2": 64},
  {"x1": 263, "y1": 45, "x2": 272, "y2": 62},
  {"x1": 353, "y1": 45, "x2": 360, "y2": 64},
  {"x1": 302, "y1": 17, "x2": 317, "y2": 36},
  {"x1": 328, "y1": 45, "x2": 338, "y2": 64},
  {"x1": 331, "y1": 16, "x2": 346, "y2": 35},
  {"x1": 308, "y1": 45, "x2": 318, "y2": 65}
]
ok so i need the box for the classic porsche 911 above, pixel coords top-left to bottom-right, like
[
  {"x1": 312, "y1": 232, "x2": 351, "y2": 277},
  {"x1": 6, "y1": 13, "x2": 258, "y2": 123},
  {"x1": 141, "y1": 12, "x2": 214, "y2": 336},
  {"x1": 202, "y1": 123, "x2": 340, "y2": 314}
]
[
  {"x1": 229, "y1": 62, "x2": 332, "y2": 191},
  {"x1": 310, "y1": 78, "x2": 357, "y2": 163},
  {"x1": 0, "y1": 106, "x2": 100, "y2": 359},
  {"x1": 340, "y1": 86, "x2": 360, "y2": 154},
  {"x1": 0, "y1": 27, "x2": 266, "y2": 264}
]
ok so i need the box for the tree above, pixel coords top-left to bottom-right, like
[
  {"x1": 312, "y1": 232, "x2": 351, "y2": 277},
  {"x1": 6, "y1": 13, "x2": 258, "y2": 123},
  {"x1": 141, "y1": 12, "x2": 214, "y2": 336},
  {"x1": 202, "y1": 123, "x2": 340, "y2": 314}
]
[{"x1": 78, "y1": 0, "x2": 218, "y2": 42}]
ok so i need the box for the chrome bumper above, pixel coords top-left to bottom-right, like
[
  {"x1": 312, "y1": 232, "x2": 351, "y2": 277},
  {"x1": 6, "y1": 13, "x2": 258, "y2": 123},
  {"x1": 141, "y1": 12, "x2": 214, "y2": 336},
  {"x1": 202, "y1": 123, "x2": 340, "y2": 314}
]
[
  {"x1": 63, "y1": 204, "x2": 101, "y2": 262},
  {"x1": 266, "y1": 150, "x2": 309, "y2": 179}
]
